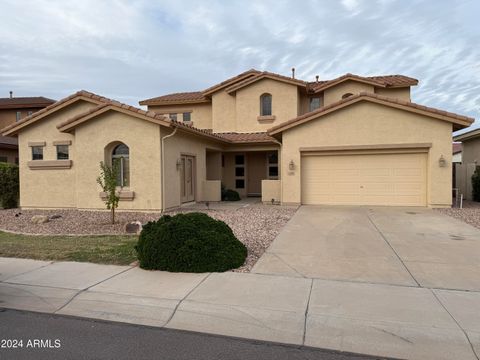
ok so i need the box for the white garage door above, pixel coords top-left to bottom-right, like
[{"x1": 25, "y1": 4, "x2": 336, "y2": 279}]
[{"x1": 301, "y1": 152, "x2": 427, "y2": 206}]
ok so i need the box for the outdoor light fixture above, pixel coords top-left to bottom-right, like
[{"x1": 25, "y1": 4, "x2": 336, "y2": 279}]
[
  {"x1": 176, "y1": 158, "x2": 182, "y2": 170},
  {"x1": 289, "y1": 160, "x2": 295, "y2": 170},
  {"x1": 439, "y1": 155, "x2": 447, "y2": 167}
]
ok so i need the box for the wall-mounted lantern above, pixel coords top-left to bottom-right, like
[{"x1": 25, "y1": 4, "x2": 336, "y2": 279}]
[
  {"x1": 438, "y1": 155, "x2": 447, "y2": 168},
  {"x1": 289, "y1": 160, "x2": 295, "y2": 171},
  {"x1": 176, "y1": 158, "x2": 182, "y2": 170}
]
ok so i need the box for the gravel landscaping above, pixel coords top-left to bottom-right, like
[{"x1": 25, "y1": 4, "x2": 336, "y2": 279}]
[
  {"x1": 0, "y1": 205, "x2": 297, "y2": 272},
  {"x1": 435, "y1": 200, "x2": 480, "y2": 230}
]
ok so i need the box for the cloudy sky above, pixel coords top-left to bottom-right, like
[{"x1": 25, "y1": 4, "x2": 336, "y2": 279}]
[{"x1": 0, "y1": 0, "x2": 478, "y2": 133}]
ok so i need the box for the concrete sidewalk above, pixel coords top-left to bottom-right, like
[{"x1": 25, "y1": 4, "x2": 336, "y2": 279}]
[{"x1": 1, "y1": 257, "x2": 479, "y2": 360}]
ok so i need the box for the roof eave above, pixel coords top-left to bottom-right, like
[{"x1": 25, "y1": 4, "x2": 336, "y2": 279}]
[{"x1": 139, "y1": 98, "x2": 211, "y2": 106}]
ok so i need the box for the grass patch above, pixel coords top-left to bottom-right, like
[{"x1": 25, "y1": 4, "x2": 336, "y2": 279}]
[{"x1": 0, "y1": 231, "x2": 138, "y2": 265}]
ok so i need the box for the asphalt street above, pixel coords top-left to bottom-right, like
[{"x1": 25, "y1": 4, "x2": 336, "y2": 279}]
[{"x1": 0, "y1": 308, "x2": 392, "y2": 360}]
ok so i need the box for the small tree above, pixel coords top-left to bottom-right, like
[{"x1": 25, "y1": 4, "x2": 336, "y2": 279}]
[
  {"x1": 97, "y1": 161, "x2": 120, "y2": 224},
  {"x1": 0, "y1": 162, "x2": 19, "y2": 208},
  {"x1": 472, "y1": 167, "x2": 480, "y2": 202}
]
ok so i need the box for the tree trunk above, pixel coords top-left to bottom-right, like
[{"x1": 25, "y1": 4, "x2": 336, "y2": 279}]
[{"x1": 111, "y1": 206, "x2": 115, "y2": 224}]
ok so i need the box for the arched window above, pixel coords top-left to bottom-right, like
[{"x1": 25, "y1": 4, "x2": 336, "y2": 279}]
[
  {"x1": 342, "y1": 93, "x2": 354, "y2": 99},
  {"x1": 112, "y1": 143, "x2": 130, "y2": 187},
  {"x1": 260, "y1": 93, "x2": 272, "y2": 116}
]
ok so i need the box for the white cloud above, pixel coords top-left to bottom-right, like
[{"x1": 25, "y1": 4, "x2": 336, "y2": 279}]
[{"x1": 0, "y1": 0, "x2": 478, "y2": 133}]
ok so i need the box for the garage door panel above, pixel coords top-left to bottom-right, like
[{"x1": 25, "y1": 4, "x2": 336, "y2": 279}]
[{"x1": 301, "y1": 153, "x2": 427, "y2": 206}]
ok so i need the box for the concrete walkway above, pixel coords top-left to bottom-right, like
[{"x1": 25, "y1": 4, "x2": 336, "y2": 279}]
[{"x1": 1, "y1": 257, "x2": 479, "y2": 360}]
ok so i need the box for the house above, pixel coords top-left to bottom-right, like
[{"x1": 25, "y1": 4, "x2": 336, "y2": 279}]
[
  {"x1": 453, "y1": 129, "x2": 480, "y2": 200},
  {"x1": 1, "y1": 69, "x2": 474, "y2": 210},
  {"x1": 452, "y1": 143, "x2": 462, "y2": 163},
  {"x1": 0, "y1": 93, "x2": 55, "y2": 164}
]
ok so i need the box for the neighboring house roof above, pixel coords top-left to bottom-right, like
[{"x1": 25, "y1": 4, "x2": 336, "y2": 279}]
[
  {"x1": 268, "y1": 92, "x2": 474, "y2": 135},
  {"x1": 140, "y1": 69, "x2": 419, "y2": 107},
  {"x1": 307, "y1": 74, "x2": 418, "y2": 93},
  {"x1": 0, "y1": 96, "x2": 55, "y2": 109},
  {"x1": 0, "y1": 135, "x2": 18, "y2": 149},
  {"x1": 138, "y1": 91, "x2": 209, "y2": 106},
  {"x1": 453, "y1": 127, "x2": 480, "y2": 142},
  {"x1": 453, "y1": 142, "x2": 462, "y2": 154}
]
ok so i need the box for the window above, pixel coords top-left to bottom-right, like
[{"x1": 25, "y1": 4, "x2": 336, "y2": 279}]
[
  {"x1": 16, "y1": 111, "x2": 21, "y2": 122},
  {"x1": 260, "y1": 93, "x2": 272, "y2": 116},
  {"x1": 234, "y1": 154, "x2": 245, "y2": 189},
  {"x1": 56, "y1": 145, "x2": 69, "y2": 160},
  {"x1": 267, "y1": 152, "x2": 279, "y2": 179},
  {"x1": 169, "y1": 113, "x2": 177, "y2": 121},
  {"x1": 183, "y1": 112, "x2": 191, "y2": 122},
  {"x1": 32, "y1": 146, "x2": 43, "y2": 160},
  {"x1": 112, "y1": 143, "x2": 130, "y2": 187},
  {"x1": 342, "y1": 93, "x2": 354, "y2": 99},
  {"x1": 0, "y1": 156, "x2": 7, "y2": 163},
  {"x1": 27, "y1": 111, "x2": 33, "y2": 116},
  {"x1": 309, "y1": 97, "x2": 321, "y2": 112}
]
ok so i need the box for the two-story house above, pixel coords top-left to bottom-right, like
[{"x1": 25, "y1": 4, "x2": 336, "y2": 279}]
[
  {"x1": 1, "y1": 69, "x2": 474, "y2": 210},
  {"x1": 0, "y1": 93, "x2": 55, "y2": 164},
  {"x1": 453, "y1": 128, "x2": 480, "y2": 200}
]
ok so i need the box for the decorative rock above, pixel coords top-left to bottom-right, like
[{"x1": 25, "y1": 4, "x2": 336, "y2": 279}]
[
  {"x1": 49, "y1": 214, "x2": 62, "y2": 220},
  {"x1": 125, "y1": 221, "x2": 142, "y2": 235},
  {"x1": 31, "y1": 215, "x2": 49, "y2": 224}
]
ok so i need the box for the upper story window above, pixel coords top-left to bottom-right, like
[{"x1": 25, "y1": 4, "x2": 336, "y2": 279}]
[
  {"x1": 169, "y1": 113, "x2": 177, "y2": 121},
  {"x1": 27, "y1": 111, "x2": 33, "y2": 116},
  {"x1": 309, "y1": 97, "x2": 321, "y2": 112},
  {"x1": 183, "y1": 112, "x2": 191, "y2": 122},
  {"x1": 16, "y1": 111, "x2": 21, "y2": 122},
  {"x1": 112, "y1": 143, "x2": 130, "y2": 187},
  {"x1": 342, "y1": 93, "x2": 354, "y2": 99},
  {"x1": 32, "y1": 146, "x2": 43, "y2": 160},
  {"x1": 56, "y1": 145, "x2": 69, "y2": 160},
  {"x1": 260, "y1": 93, "x2": 272, "y2": 116}
]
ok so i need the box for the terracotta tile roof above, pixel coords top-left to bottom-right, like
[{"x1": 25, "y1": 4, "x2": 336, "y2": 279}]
[
  {"x1": 1, "y1": 90, "x2": 113, "y2": 135},
  {"x1": 139, "y1": 91, "x2": 209, "y2": 106},
  {"x1": 453, "y1": 142, "x2": 462, "y2": 154},
  {"x1": 202, "y1": 69, "x2": 261, "y2": 95},
  {"x1": 0, "y1": 96, "x2": 55, "y2": 109},
  {"x1": 214, "y1": 132, "x2": 278, "y2": 143},
  {"x1": 307, "y1": 74, "x2": 418, "y2": 93},
  {"x1": 225, "y1": 71, "x2": 307, "y2": 94},
  {"x1": 269, "y1": 92, "x2": 474, "y2": 135}
]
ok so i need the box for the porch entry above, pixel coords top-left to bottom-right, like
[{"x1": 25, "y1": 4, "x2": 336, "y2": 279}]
[{"x1": 180, "y1": 155, "x2": 195, "y2": 203}]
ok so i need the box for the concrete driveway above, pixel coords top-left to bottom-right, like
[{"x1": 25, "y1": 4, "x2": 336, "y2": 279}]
[{"x1": 252, "y1": 206, "x2": 480, "y2": 290}]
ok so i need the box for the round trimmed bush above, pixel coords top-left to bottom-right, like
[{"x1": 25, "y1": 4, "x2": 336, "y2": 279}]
[
  {"x1": 222, "y1": 189, "x2": 240, "y2": 201},
  {"x1": 135, "y1": 212, "x2": 247, "y2": 272}
]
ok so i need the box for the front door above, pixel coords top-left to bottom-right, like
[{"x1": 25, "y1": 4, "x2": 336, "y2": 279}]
[
  {"x1": 247, "y1": 152, "x2": 266, "y2": 196},
  {"x1": 180, "y1": 155, "x2": 195, "y2": 203}
]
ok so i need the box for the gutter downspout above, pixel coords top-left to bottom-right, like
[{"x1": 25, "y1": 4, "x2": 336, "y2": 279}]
[{"x1": 161, "y1": 126, "x2": 178, "y2": 212}]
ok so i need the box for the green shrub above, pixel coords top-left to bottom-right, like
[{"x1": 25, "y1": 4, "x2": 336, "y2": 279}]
[
  {"x1": 135, "y1": 212, "x2": 247, "y2": 272},
  {"x1": 472, "y1": 167, "x2": 480, "y2": 202},
  {"x1": 0, "y1": 162, "x2": 19, "y2": 208},
  {"x1": 222, "y1": 189, "x2": 241, "y2": 201}
]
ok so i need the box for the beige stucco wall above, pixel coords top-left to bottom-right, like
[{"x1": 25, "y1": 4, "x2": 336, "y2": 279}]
[
  {"x1": 211, "y1": 90, "x2": 237, "y2": 133},
  {"x1": 162, "y1": 128, "x2": 222, "y2": 209},
  {"x1": 262, "y1": 180, "x2": 281, "y2": 204},
  {"x1": 206, "y1": 151, "x2": 222, "y2": 180},
  {"x1": 17, "y1": 100, "x2": 96, "y2": 208},
  {"x1": 202, "y1": 180, "x2": 221, "y2": 202},
  {"x1": 280, "y1": 101, "x2": 453, "y2": 207},
  {"x1": 375, "y1": 87, "x2": 411, "y2": 101},
  {"x1": 148, "y1": 103, "x2": 212, "y2": 130},
  {"x1": 73, "y1": 111, "x2": 163, "y2": 210},
  {"x1": 323, "y1": 81, "x2": 374, "y2": 106},
  {"x1": 462, "y1": 137, "x2": 480, "y2": 164},
  {"x1": 235, "y1": 79, "x2": 299, "y2": 133}
]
